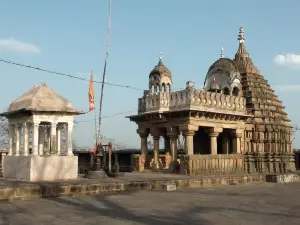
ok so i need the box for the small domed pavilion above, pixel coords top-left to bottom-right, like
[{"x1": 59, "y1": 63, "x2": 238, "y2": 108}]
[{"x1": 0, "y1": 82, "x2": 85, "y2": 181}]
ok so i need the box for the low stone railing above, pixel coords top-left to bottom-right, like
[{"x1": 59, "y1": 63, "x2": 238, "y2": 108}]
[
  {"x1": 180, "y1": 154, "x2": 244, "y2": 175},
  {"x1": 138, "y1": 87, "x2": 246, "y2": 114},
  {"x1": 131, "y1": 154, "x2": 174, "y2": 171}
]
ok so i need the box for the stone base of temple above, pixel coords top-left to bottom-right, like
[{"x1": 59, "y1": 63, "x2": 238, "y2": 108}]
[
  {"x1": 3, "y1": 155, "x2": 78, "y2": 182},
  {"x1": 244, "y1": 152, "x2": 296, "y2": 174},
  {"x1": 266, "y1": 173, "x2": 300, "y2": 183},
  {"x1": 179, "y1": 154, "x2": 244, "y2": 176},
  {"x1": 85, "y1": 170, "x2": 108, "y2": 179}
]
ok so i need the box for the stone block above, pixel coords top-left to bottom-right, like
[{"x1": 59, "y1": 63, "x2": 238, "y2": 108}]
[
  {"x1": 266, "y1": 173, "x2": 300, "y2": 183},
  {"x1": 3, "y1": 155, "x2": 78, "y2": 182},
  {"x1": 162, "y1": 184, "x2": 176, "y2": 191}
]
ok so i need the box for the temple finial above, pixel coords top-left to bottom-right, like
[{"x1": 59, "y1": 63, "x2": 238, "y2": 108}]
[
  {"x1": 159, "y1": 52, "x2": 162, "y2": 61},
  {"x1": 238, "y1": 26, "x2": 245, "y2": 43},
  {"x1": 220, "y1": 46, "x2": 224, "y2": 58}
]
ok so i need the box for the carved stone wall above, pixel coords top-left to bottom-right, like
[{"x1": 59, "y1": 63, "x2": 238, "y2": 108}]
[
  {"x1": 138, "y1": 88, "x2": 247, "y2": 116},
  {"x1": 180, "y1": 154, "x2": 244, "y2": 175}
]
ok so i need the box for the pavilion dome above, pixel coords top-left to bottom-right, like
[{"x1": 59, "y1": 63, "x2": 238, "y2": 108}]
[
  {"x1": 148, "y1": 55, "x2": 172, "y2": 93},
  {"x1": 204, "y1": 58, "x2": 242, "y2": 93},
  {"x1": 8, "y1": 82, "x2": 78, "y2": 113},
  {"x1": 149, "y1": 58, "x2": 172, "y2": 80}
]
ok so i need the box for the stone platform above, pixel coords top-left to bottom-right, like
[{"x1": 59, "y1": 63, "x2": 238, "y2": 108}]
[
  {"x1": 3, "y1": 155, "x2": 78, "y2": 182},
  {"x1": 0, "y1": 172, "x2": 267, "y2": 201}
]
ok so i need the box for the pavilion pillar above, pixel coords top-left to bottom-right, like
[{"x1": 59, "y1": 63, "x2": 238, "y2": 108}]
[
  {"x1": 167, "y1": 127, "x2": 179, "y2": 172},
  {"x1": 163, "y1": 135, "x2": 171, "y2": 169},
  {"x1": 222, "y1": 136, "x2": 229, "y2": 154},
  {"x1": 57, "y1": 125, "x2": 61, "y2": 155},
  {"x1": 8, "y1": 124, "x2": 15, "y2": 156},
  {"x1": 150, "y1": 128, "x2": 161, "y2": 170},
  {"x1": 180, "y1": 125, "x2": 198, "y2": 155},
  {"x1": 67, "y1": 122, "x2": 74, "y2": 156},
  {"x1": 137, "y1": 127, "x2": 148, "y2": 171},
  {"x1": 38, "y1": 126, "x2": 45, "y2": 156},
  {"x1": 232, "y1": 129, "x2": 242, "y2": 154},
  {"x1": 32, "y1": 121, "x2": 40, "y2": 155},
  {"x1": 50, "y1": 122, "x2": 58, "y2": 154},
  {"x1": 23, "y1": 123, "x2": 29, "y2": 156},
  {"x1": 209, "y1": 127, "x2": 223, "y2": 155},
  {"x1": 153, "y1": 136, "x2": 160, "y2": 169},
  {"x1": 15, "y1": 125, "x2": 21, "y2": 156}
]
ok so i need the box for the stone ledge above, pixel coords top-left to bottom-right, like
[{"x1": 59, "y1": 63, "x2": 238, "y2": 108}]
[
  {"x1": 266, "y1": 173, "x2": 300, "y2": 183},
  {"x1": 0, "y1": 174, "x2": 266, "y2": 201}
]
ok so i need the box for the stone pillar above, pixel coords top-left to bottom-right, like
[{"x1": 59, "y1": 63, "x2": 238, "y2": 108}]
[
  {"x1": 137, "y1": 127, "x2": 149, "y2": 172},
  {"x1": 163, "y1": 135, "x2": 171, "y2": 169},
  {"x1": 185, "y1": 131, "x2": 195, "y2": 155},
  {"x1": 232, "y1": 129, "x2": 243, "y2": 154},
  {"x1": 167, "y1": 126, "x2": 179, "y2": 172},
  {"x1": 38, "y1": 126, "x2": 45, "y2": 156},
  {"x1": 67, "y1": 122, "x2": 74, "y2": 156},
  {"x1": 32, "y1": 121, "x2": 40, "y2": 155},
  {"x1": 221, "y1": 136, "x2": 229, "y2": 154},
  {"x1": 15, "y1": 124, "x2": 21, "y2": 156},
  {"x1": 47, "y1": 127, "x2": 51, "y2": 150},
  {"x1": 57, "y1": 125, "x2": 61, "y2": 155},
  {"x1": 50, "y1": 122, "x2": 58, "y2": 154},
  {"x1": 150, "y1": 128, "x2": 161, "y2": 170},
  {"x1": 209, "y1": 127, "x2": 223, "y2": 155},
  {"x1": 180, "y1": 125, "x2": 198, "y2": 155},
  {"x1": 8, "y1": 124, "x2": 15, "y2": 156},
  {"x1": 23, "y1": 123, "x2": 29, "y2": 156},
  {"x1": 153, "y1": 136, "x2": 160, "y2": 169}
]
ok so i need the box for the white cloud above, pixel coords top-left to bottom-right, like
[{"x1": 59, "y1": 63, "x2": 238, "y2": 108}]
[
  {"x1": 274, "y1": 85, "x2": 300, "y2": 92},
  {"x1": 274, "y1": 53, "x2": 300, "y2": 67},
  {"x1": 0, "y1": 38, "x2": 40, "y2": 53}
]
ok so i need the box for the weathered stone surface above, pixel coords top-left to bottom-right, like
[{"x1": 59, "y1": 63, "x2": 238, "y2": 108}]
[
  {"x1": 0, "y1": 173, "x2": 266, "y2": 201},
  {"x1": 266, "y1": 173, "x2": 300, "y2": 183},
  {"x1": 0, "y1": 182, "x2": 300, "y2": 225},
  {"x1": 3, "y1": 155, "x2": 78, "y2": 182}
]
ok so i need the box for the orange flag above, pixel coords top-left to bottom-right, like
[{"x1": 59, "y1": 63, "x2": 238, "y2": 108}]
[{"x1": 88, "y1": 73, "x2": 95, "y2": 111}]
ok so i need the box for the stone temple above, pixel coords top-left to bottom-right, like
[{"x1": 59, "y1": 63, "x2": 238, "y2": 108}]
[
  {"x1": 0, "y1": 82, "x2": 84, "y2": 181},
  {"x1": 128, "y1": 27, "x2": 295, "y2": 175}
]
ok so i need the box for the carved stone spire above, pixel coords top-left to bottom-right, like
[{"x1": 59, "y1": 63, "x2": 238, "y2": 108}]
[
  {"x1": 234, "y1": 26, "x2": 259, "y2": 74},
  {"x1": 158, "y1": 52, "x2": 163, "y2": 65},
  {"x1": 220, "y1": 46, "x2": 224, "y2": 58},
  {"x1": 238, "y1": 26, "x2": 245, "y2": 43}
]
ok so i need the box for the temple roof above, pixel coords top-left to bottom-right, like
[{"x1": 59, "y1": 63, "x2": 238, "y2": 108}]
[
  {"x1": 207, "y1": 58, "x2": 239, "y2": 76},
  {"x1": 233, "y1": 26, "x2": 260, "y2": 74},
  {"x1": 149, "y1": 57, "x2": 172, "y2": 79},
  {"x1": 3, "y1": 82, "x2": 84, "y2": 115},
  {"x1": 232, "y1": 27, "x2": 291, "y2": 129}
]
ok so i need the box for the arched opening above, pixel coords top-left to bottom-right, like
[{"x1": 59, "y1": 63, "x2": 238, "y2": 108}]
[
  {"x1": 151, "y1": 85, "x2": 155, "y2": 93},
  {"x1": 167, "y1": 83, "x2": 171, "y2": 93},
  {"x1": 223, "y1": 87, "x2": 230, "y2": 95},
  {"x1": 162, "y1": 83, "x2": 166, "y2": 92},
  {"x1": 232, "y1": 87, "x2": 239, "y2": 96},
  {"x1": 154, "y1": 85, "x2": 158, "y2": 93}
]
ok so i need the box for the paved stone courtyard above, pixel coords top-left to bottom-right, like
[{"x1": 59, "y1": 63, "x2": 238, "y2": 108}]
[{"x1": 0, "y1": 182, "x2": 299, "y2": 225}]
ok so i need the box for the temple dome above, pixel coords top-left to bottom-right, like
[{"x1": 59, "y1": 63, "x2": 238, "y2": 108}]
[
  {"x1": 204, "y1": 58, "x2": 242, "y2": 94},
  {"x1": 148, "y1": 56, "x2": 172, "y2": 93},
  {"x1": 7, "y1": 82, "x2": 82, "y2": 114},
  {"x1": 149, "y1": 58, "x2": 172, "y2": 79}
]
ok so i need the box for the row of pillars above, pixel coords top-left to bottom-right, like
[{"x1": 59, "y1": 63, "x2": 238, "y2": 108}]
[
  {"x1": 137, "y1": 125, "x2": 243, "y2": 170},
  {"x1": 8, "y1": 121, "x2": 74, "y2": 156}
]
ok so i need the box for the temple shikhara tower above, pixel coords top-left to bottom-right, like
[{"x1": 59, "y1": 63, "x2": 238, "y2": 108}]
[{"x1": 128, "y1": 27, "x2": 295, "y2": 175}]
